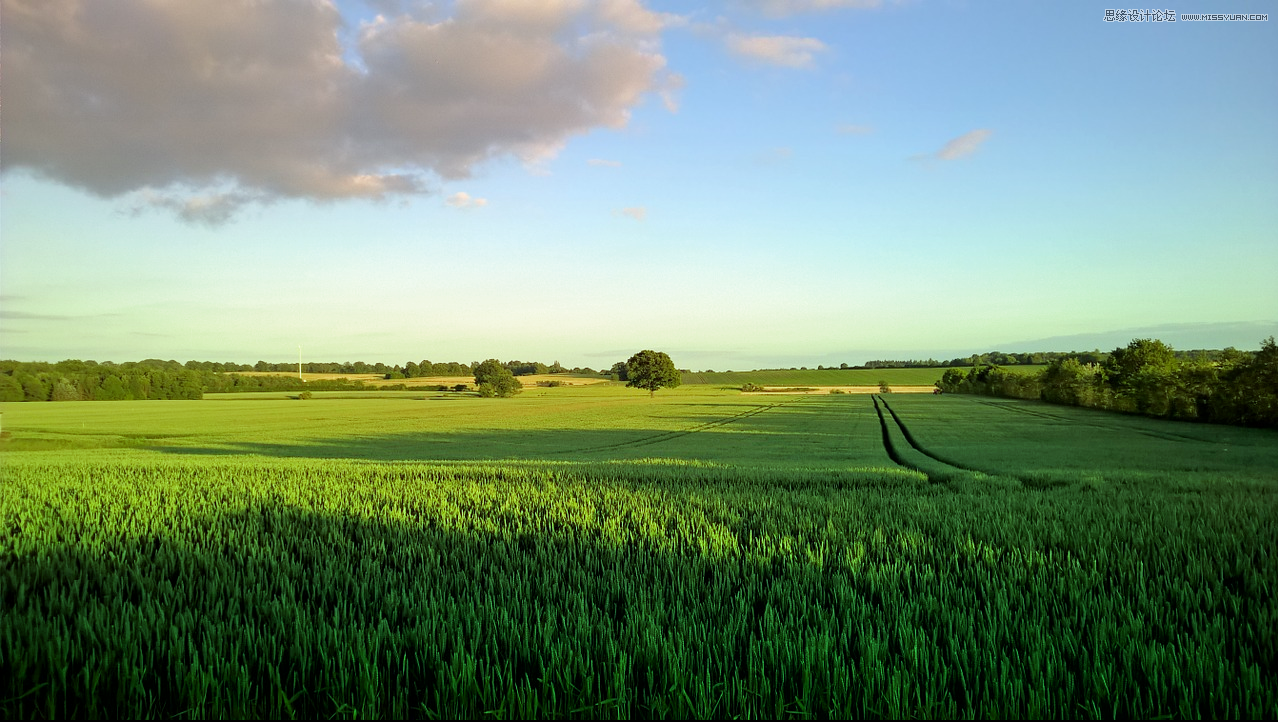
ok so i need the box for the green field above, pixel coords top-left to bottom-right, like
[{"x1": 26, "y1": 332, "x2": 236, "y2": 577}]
[
  {"x1": 680, "y1": 366, "x2": 1048, "y2": 387},
  {"x1": 2, "y1": 385, "x2": 1276, "y2": 718}
]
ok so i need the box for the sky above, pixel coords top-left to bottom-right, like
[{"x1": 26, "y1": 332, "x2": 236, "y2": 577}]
[{"x1": 2, "y1": 0, "x2": 1276, "y2": 371}]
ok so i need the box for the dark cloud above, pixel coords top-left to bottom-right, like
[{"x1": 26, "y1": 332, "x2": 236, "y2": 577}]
[{"x1": 1, "y1": 0, "x2": 676, "y2": 224}]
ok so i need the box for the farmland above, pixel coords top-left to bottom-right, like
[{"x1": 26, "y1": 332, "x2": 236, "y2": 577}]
[
  {"x1": 680, "y1": 366, "x2": 1048, "y2": 387},
  {"x1": 2, "y1": 385, "x2": 1276, "y2": 718},
  {"x1": 236, "y1": 372, "x2": 610, "y2": 388}
]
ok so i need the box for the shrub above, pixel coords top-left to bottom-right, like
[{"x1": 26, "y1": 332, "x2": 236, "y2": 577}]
[
  {"x1": 298, "y1": 391, "x2": 313, "y2": 400},
  {"x1": 741, "y1": 383, "x2": 765, "y2": 392}
]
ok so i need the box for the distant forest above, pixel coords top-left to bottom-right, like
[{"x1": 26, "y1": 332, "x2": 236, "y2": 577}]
[
  {"x1": 936, "y1": 338, "x2": 1278, "y2": 428},
  {"x1": 856, "y1": 347, "x2": 1245, "y2": 369},
  {"x1": 0, "y1": 358, "x2": 601, "y2": 402}
]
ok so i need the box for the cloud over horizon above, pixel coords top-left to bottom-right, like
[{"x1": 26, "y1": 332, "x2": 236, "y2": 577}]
[{"x1": 1, "y1": 0, "x2": 676, "y2": 223}]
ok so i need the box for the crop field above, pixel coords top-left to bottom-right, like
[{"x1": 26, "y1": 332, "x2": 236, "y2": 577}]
[
  {"x1": 681, "y1": 366, "x2": 1048, "y2": 387},
  {"x1": 2, "y1": 385, "x2": 1276, "y2": 719}
]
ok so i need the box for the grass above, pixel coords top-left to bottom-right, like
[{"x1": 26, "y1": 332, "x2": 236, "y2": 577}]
[
  {"x1": 2, "y1": 386, "x2": 1275, "y2": 718},
  {"x1": 876, "y1": 393, "x2": 1278, "y2": 487},
  {"x1": 0, "y1": 386, "x2": 895, "y2": 468}
]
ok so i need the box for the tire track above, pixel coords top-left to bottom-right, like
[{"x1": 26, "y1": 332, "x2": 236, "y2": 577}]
[
  {"x1": 871, "y1": 394, "x2": 931, "y2": 477},
  {"x1": 875, "y1": 395, "x2": 1026, "y2": 485},
  {"x1": 878, "y1": 396, "x2": 989, "y2": 475},
  {"x1": 554, "y1": 397, "x2": 807, "y2": 455}
]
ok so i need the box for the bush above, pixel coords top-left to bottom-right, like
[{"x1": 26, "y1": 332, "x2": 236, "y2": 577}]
[
  {"x1": 537, "y1": 380, "x2": 565, "y2": 388},
  {"x1": 452, "y1": 384, "x2": 469, "y2": 392},
  {"x1": 741, "y1": 383, "x2": 764, "y2": 392},
  {"x1": 878, "y1": 381, "x2": 892, "y2": 394},
  {"x1": 298, "y1": 391, "x2": 313, "y2": 400}
]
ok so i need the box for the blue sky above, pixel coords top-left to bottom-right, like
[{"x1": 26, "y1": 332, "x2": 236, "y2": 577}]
[{"x1": 2, "y1": 0, "x2": 1275, "y2": 371}]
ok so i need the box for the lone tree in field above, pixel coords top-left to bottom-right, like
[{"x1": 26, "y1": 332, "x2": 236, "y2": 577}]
[
  {"x1": 625, "y1": 350, "x2": 681, "y2": 397},
  {"x1": 473, "y1": 359, "x2": 521, "y2": 398}
]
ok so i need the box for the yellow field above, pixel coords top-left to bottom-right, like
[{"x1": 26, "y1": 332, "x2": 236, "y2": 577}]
[
  {"x1": 235, "y1": 371, "x2": 607, "y2": 387},
  {"x1": 743, "y1": 385, "x2": 938, "y2": 395}
]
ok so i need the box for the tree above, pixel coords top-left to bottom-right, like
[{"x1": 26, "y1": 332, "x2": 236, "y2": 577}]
[
  {"x1": 0, "y1": 374, "x2": 23, "y2": 402},
  {"x1": 624, "y1": 350, "x2": 681, "y2": 397},
  {"x1": 97, "y1": 375, "x2": 129, "y2": 401},
  {"x1": 473, "y1": 359, "x2": 521, "y2": 398},
  {"x1": 1103, "y1": 338, "x2": 1176, "y2": 390},
  {"x1": 50, "y1": 380, "x2": 80, "y2": 401},
  {"x1": 18, "y1": 374, "x2": 47, "y2": 402},
  {"x1": 1103, "y1": 339, "x2": 1178, "y2": 415},
  {"x1": 937, "y1": 368, "x2": 967, "y2": 394}
]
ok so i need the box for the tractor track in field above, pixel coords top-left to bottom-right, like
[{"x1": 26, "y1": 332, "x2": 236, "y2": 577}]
[
  {"x1": 873, "y1": 395, "x2": 1025, "y2": 484},
  {"x1": 553, "y1": 397, "x2": 808, "y2": 456},
  {"x1": 871, "y1": 394, "x2": 929, "y2": 476},
  {"x1": 966, "y1": 397, "x2": 1220, "y2": 444}
]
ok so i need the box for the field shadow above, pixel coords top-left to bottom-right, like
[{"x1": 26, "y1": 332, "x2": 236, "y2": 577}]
[
  {"x1": 0, "y1": 503, "x2": 742, "y2": 718},
  {"x1": 153, "y1": 426, "x2": 783, "y2": 462},
  {"x1": 2, "y1": 474, "x2": 927, "y2": 719}
]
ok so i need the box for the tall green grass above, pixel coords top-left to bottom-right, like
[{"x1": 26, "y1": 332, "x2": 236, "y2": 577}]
[{"x1": 3, "y1": 453, "x2": 1274, "y2": 719}]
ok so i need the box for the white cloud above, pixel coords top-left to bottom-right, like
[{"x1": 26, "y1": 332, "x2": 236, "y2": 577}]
[
  {"x1": 616, "y1": 206, "x2": 648, "y2": 221},
  {"x1": 1, "y1": 0, "x2": 674, "y2": 224},
  {"x1": 588, "y1": 159, "x2": 623, "y2": 167},
  {"x1": 741, "y1": 0, "x2": 887, "y2": 17},
  {"x1": 931, "y1": 129, "x2": 994, "y2": 161},
  {"x1": 596, "y1": 0, "x2": 678, "y2": 34},
  {"x1": 445, "y1": 192, "x2": 488, "y2": 209},
  {"x1": 724, "y1": 33, "x2": 827, "y2": 68}
]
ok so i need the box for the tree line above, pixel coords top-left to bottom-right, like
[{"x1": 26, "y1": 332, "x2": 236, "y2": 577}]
[
  {"x1": 936, "y1": 337, "x2": 1278, "y2": 428},
  {"x1": 0, "y1": 359, "x2": 204, "y2": 402},
  {"x1": 0, "y1": 357, "x2": 604, "y2": 402},
  {"x1": 184, "y1": 359, "x2": 598, "y2": 378}
]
